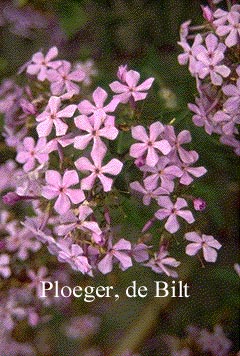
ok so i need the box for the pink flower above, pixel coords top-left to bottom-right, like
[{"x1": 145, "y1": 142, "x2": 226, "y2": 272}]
[
  {"x1": 193, "y1": 198, "x2": 206, "y2": 211},
  {"x1": 27, "y1": 266, "x2": 49, "y2": 297},
  {"x1": 0, "y1": 254, "x2": 11, "y2": 279},
  {"x1": 98, "y1": 238, "x2": 132, "y2": 274},
  {"x1": 42, "y1": 170, "x2": 85, "y2": 214},
  {"x1": 196, "y1": 34, "x2": 230, "y2": 86},
  {"x1": 185, "y1": 232, "x2": 221, "y2": 262},
  {"x1": 47, "y1": 60, "x2": 85, "y2": 95},
  {"x1": 130, "y1": 179, "x2": 169, "y2": 205},
  {"x1": 58, "y1": 243, "x2": 92, "y2": 275},
  {"x1": 36, "y1": 96, "x2": 77, "y2": 137},
  {"x1": 130, "y1": 122, "x2": 171, "y2": 167},
  {"x1": 141, "y1": 156, "x2": 182, "y2": 192},
  {"x1": 78, "y1": 87, "x2": 119, "y2": 120},
  {"x1": 74, "y1": 114, "x2": 118, "y2": 150},
  {"x1": 26, "y1": 46, "x2": 61, "y2": 81},
  {"x1": 109, "y1": 69, "x2": 154, "y2": 103},
  {"x1": 56, "y1": 205, "x2": 102, "y2": 242},
  {"x1": 16, "y1": 137, "x2": 48, "y2": 172},
  {"x1": 145, "y1": 248, "x2": 180, "y2": 278},
  {"x1": 75, "y1": 147, "x2": 123, "y2": 192},
  {"x1": 155, "y1": 197, "x2": 195, "y2": 233},
  {"x1": 216, "y1": 10, "x2": 240, "y2": 47}
]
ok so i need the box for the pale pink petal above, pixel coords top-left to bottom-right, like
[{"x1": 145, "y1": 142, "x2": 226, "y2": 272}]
[
  {"x1": 93, "y1": 87, "x2": 108, "y2": 107},
  {"x1": 75, "y1": 157, "x2": 94, "y2": 172},
  {"x1": 102, "y1": 159, "x2": 123, "y2": 175},
  {"x1": 78, "y1": 100, "x2": 95, "y2": 115},
  {"x1": 62, "y1": 170, "x2": 79, "y2": 187},
  {"x1": 203, "y1": 245, "x2": 218, "y2": 262},
  {"x1": 109, "y1": 81, "x2": 128, "y2": 93},
  {"x1": 135, "y1": 77, "x2": 154, "y2": 91},
  {"x1": 186, "y1": 242, "x2": 201, "y2": 256},
  {"x1": 98, "y1": 173, "x2": 113, "y2": 191},
  {"x1": 131, "y1": 125, "x2": 148, "y2": 142},
  {"x1": 98, "y1": 254, "x2": 113, "y2": 274},
  {"x1": 125, "y1": 70, "x2": 140, "y2": 87},
  {"x1": 57, "y1": 104, "x2": 77, "y2": 118},
  {"x1": 130, "y1": 143, "x2": 147, "y2": 158},
  {"x1": 81, "y1": 173, "x2": 96, "y2": 190},
  {"x1": 165, "y1": 214, "x2": 180, "y2": 233},
  {"x1": 66, "y1": 188, "x2": 85, "y2": 204},
  {"x1": 54, "y1": 194, "x2": 71, "y2": 214}
]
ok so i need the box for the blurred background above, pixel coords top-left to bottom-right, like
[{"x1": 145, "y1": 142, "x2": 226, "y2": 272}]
[{"x1": 0, "y1": 0, "x2": 239, "y2": 355}]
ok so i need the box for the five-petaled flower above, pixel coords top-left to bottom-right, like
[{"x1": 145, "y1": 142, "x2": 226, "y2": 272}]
[
  {"x1": 42, "y1": 170, "x2": 85, "y2": 214},
  {"x1": 185, "y1": 232, "x2": 222, "y2": 262}
]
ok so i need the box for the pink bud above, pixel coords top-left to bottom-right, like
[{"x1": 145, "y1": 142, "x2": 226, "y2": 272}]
[
  {"x1": 2, "y1": 192, "x2": 22, "y2": 205},
  {"x1": 117, "y1": 64, "x2": 128, "y2": 82},
  {"x1": 193, "y1": 198, "x2": 206, "y2": 211},
  {"x1": 201, "y1": 6, "x2": 214, "y2": 22},
  {"x1": 134, "y1": 156, "x2": 145, "y2": 168},
  {"x1": 142, "y1": 218, "x2": 156, "y2": 233}
]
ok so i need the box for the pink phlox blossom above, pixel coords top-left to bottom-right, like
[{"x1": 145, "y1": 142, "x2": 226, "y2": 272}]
[
  {"x1": 42, "y1": 170, "x2": 85, "y2": 215},
  {"x1": 215, "y1": 6, "x2": 240, "y2": 47},
  {"x1": 117, "y1": 64, "x2": 128, "y2": 82},
  {"x1": 26, "y1": 46, "x2": 61, "y2": 81},
  {"x1": 109, "y1": 69, "x2": 154, "y2": 103},
  {"x1": 155, "y1": 196, "x2": 195, "y2": 233},
  {"x1": 188, "y1": 97, "x2": 217, "y2": 135},
  {"x1": 0, "y1": 160, "x2": 20, "y2": 191},
  {"x1": 57, "y1": 242, "x2": 92, "y2": 276},
  {"x1": 179, "y1": 20, "x2": 191, "y2": 42},
  {"x1": 55, "y1": 205, "x2": 102, "y2": 243},
  {"x1": 141, "y1": 156, "x2": 182, "y2": 192},
  {"x1": 0, "y1": 296, "x2": 26, "y2": 331},
  {"x1": 130, "y1": 122, "x2": 172, "y2": 167},
  {"x1": 163, "y1": 125, "x2": 198, "y2": 164},
  {"x1": 213, "y1": 110, "x2": 240, "y2": 136},
  {"x1": 220, "y1": 135, "x2": 240, "y2": 155},
  {"x1": 0, "y1": 254, "x2": 11, "y2": 278},
  {"x1": 75, "y1": 60, "x2": 98, "y2": 86},
  {"x1": 185, "y1": 231, "x2": 221, "y2": 262},
  {"x1": 5, "y1": 222, "x2": 41, "y2": 260},
  {"x1": 78, "y1": 86, "x2": 119, "y2": 121},
  {"x1": 179, "y1": 158, "x2": 207, "y2": 186},
  {"x1": 98, "y1": 238, "x2": 132, "y2": 274},
  {"x1": 131, "y1": 243, "x2": 150, "y2": 262},
  {"x1": 223, "y1": 78, "x2": 240, "y2": 114},
  {"x1": 27, "y1": 266, "x2": 49, "y2": 297},
  {"x1": 41, "y1": 133, "x2": 74, "y2": 161},
  {"x1": 16, "y1": 162, "x2": 48, "y2": 197},
  {"x1": 22, "y1": 215, "x2": 55, "y2": 244},
  {"x1": 36, "y1": 96, "x2": 77, "y2": 137},
  {"x1": 195, "y1": 34, "x2": 230, "y2": 85},
  {"x1": 178, "y1": 33, "x2": 203, "y2": 75},
  {"x1": 47, "y1": 60, "x2": 85, "y2": 95},
  {"x1": 193, "y1": 198, "x2": 206, "y2": 211},
  {"x1": 130, "y1": 179, "x2": 169, "y2": 206},
  {"x1": 74, "y1": 113, "x2": 118, "y2": 151},
  {"x1": 3, "y1": 125, "x2": 27, "y2": 148},
  {"x1": 16, "y1": 137, "x2": 49, "y2": 172},
  {"x1": 75, "y1": 146, "x2": 123, "y2": 192},
  {"x1": 145, "y1": 247, "x2": 180, "y2": 278},
  {"x1": 198, "y1": 325, "x2": 232, "y2": 356}
]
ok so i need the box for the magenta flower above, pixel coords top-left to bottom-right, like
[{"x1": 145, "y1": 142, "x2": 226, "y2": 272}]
[
  {"x1": 130, "y1": 179, "x2": 169, "y2": 205},
  {"x1": 47, "y1": 60, "x2": 85, "y2": 95},
  {"x1": 58, "y1": 243, "x2": 92, "y2": 275},
  {"x1": 196, "y1": 34, "x2": 230, "y2": 85},
  {"x1": 56, "y1": 205, "x2": 102, "y2": 241},
  {"x1": 98, "y1": 238, "x2": 132, "y2": 274},
  {"x1": 163, "y1": 125, "x2": 199, "y2": 164},
  {"x1": 141, "y1": 156, "x2": 182, "y2": 192},
  {"x1": 75, "y1": 147, "x2": 123, "y2": 192},
  {"x1": 26, "y1": 46, "x2": 61, "y2": 81},
  {"x1": 78, "y1": 87, "x2": 119, "y2": 120},
  {"x1": 42, "y1": 170, "x2": 85, "y2": 214},
  {"x1": 74, "y1": 114, "x2": 118, "y2": 150},
  {"x1": 145, "y1": 248, "x2": 180, "y2": 278},
  {"x1": 185, "y1": 232, "x2": 221, "y2": 262},
  {"x1": 36, "y1": 96, "x2": 77, "y2": 137},
  {"x1": 130, "y1": 122, "x2": 171, "y2": 167},
  {"x1": 216, "y1": 10, "x2": 240, "y2": 47},
  {"x1": 0, "y1": 254, "x2": 11, "y2": 279},
  {"x1": 16, "y1": 137, "x2": 48, "y2": 172},
  {"x1": 109, "y1": 69, "x2": 154, "y2": 103},
  {"x1": 155, "y1": 197, "x2": 195, "y2": 233}
]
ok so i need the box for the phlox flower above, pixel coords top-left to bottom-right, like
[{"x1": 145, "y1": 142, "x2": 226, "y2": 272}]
[
  {"x1": 47, "y1": 60, "x2": 85, "y2": 95},
  {"x1": 185, "y1": 232, "x2": 221, "y2": 262},
  {"x1": 26, "y1": 46, "x2": 61, "y2": 81},
  {"x1": 75, "y1": 146, "x2": 123, "y2": 192},
  {"x1": 78, "y1": 86, "x2": 119, "y2": 120},
  {"x1": 216, "y1": 9, "x2": 240, "y2": 47},
  {"x1": 130, "y1": 179, "x2": 169, "y2": 205},
  {"x1": 130, "y1": 122, "x2": 171, "y2": 167},
  {"x1": 98, "y1": 238, "x2": 132, "y2": 274},
  {"x1": 16, "y1": 137, "x2": 48, "y2": 172},
  {"x1": 36, "y1": 96, "x2": 77, "y2": 137},
  {"x1": 145, "y1": 248, "x2": 180, "y2": 278},
  {"x1": 109, "y1": 69, "x2": 154, "y2": 103},
  {"x1": 74, "y1": 113, "x2": 118, "y2": 150},
  {"x1": 58, "y1": 243, "x2": 92, "y2": 275},
  {"x1": 155, "y1": 197, "x2": 195, "y2": 233},
  {"x1": 42, "y1": 170, "x2": 85, "y2": 214},
  {"x1": 195, "y1": 34, "x2": 230, "y2": 86},
  {"x1": 0, "y1": 254, "x2": 11, "y2": 279}
]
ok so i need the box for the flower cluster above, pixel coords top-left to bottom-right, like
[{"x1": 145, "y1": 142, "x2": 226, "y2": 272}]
[{"x1": 178, "y1": 1, "x2": 240, "y2": 155}]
